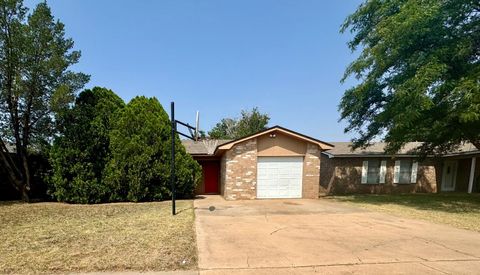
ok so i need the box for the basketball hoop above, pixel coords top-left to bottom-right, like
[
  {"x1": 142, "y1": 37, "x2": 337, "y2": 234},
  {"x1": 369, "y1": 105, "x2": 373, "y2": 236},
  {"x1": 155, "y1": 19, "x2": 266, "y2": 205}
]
[{"x1": 170, "y1": 102, "x2": 200, "y2": 215}]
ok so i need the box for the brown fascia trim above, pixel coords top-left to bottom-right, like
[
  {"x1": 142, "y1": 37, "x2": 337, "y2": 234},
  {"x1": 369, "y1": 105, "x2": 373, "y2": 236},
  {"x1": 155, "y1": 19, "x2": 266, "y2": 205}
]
[
  {"x1": 189, "y1": 152, "x2": 225, "y2": 158},
  {"x1": 323, "y1": 150, "x2": 480, "y2": 159},
  {"x1": 443, "y1": 151, "x2": 480, "y2": 157},
  {"x1": 189, "y1": 153, "x2": 215, "y2": 157},
  {"x1": 213, "y1": 125, "x2": 334, "y2": 154},
  {"x1": 322, "y1": 152, "x2": 425, "y2": 159}
]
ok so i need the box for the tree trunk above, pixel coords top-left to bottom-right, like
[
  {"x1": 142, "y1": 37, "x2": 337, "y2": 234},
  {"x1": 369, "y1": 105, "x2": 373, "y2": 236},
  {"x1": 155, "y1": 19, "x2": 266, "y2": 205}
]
[
  {"x1": 0, "y1": 140, "x2": 29, "y2": 201},
  {"x1": 21, "y1": 184, "x2": 30, "y2": 202},
  {"x1": 21, "y1": 152, "x2": 31, "y2": 202},
  {"x1": 0, "y1": 149, "x2": 27, "y2": 200},
  {"x1": 0, "y1": 151, "x2": 31, "y2": 202},
  {"x1": 0, "y1": 142, "x2": 23, "y2": 185}
]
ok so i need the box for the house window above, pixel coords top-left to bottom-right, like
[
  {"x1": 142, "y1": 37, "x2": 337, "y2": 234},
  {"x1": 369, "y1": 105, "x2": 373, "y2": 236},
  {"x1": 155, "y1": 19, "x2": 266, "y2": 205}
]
[
  {"x1": 394, "y1": 160, "x2": 418, "y2": 184},
  {"x1": 367, "y1": 160, "x2": 380, "y2": 184},
  {"x1": 399, "y1": 160, "x2": 412, "y2": 183},
  {"x1": 362, "y1": 160, "x2": 387, "y2": 184}
]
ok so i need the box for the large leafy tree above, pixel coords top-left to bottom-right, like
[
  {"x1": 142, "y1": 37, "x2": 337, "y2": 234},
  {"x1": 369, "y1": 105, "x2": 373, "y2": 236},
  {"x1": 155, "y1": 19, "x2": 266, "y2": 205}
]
[
  {"x1": 340, "y1": 0, "x2": 479, "y2": 154},
  {"x1": 208, "y1": 118, "x2": 237, "y2": 139},
  {"x1": 104, "y1": 96, "x2": 200, "y2": 202},
  {"x1": 49, "y1": 87, "x2": 124, "y2": 203},
  {"x1": 0, "y1": 0, "x2": 88, "y2": 201},
  {"x1": 208, "y1": 107, "x2": 270, "y2": 139}
]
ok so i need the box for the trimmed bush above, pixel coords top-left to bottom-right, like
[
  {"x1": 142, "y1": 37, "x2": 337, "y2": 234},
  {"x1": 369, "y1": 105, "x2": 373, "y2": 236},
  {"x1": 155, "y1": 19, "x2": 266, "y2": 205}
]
[
  {"x1": 49, "y1": 87, "x2": 125, "y2": 203},
  {"x1": 104, "y1": 96, "x2": 200, "y2": 202}
]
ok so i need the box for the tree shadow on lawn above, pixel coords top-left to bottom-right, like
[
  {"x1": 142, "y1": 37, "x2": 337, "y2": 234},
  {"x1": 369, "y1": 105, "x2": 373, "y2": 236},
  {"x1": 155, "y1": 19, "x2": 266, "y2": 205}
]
[
  {"x1": 0, "y1": 200, "x2": 25, "y2": 206},
  {"x1": 330, "y1": 193, "x2": 480, "y2": 214}
]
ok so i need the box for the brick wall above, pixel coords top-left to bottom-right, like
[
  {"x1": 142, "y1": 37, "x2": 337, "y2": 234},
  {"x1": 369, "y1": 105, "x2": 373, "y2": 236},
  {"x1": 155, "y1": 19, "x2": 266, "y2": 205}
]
[
  {"x1": 320, "y1": 154, "x2": 440, "y2": 195},
  {"x1": 220, "y1": 152, "x2": 227, "y2": 199},
  {"x1": 223, "y1": 139, "x2": 258, "y2": 200},
  {"x1": 302, "y1": 143, "x2": 321, "y2": 198}
]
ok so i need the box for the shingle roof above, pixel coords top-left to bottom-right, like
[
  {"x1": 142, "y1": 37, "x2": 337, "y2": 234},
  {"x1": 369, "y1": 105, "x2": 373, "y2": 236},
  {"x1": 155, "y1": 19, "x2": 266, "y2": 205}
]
[
  {"x1": 182, "y1": 126, "x2": 335, "y2": 155},
  {"x1": 447, "y1": 143, "x2": 480, "y2": 155},
  {"x1": 325, "y1": 142, "x2": 479, "y2": 157},
  {"x1": 182, "y1": 139, "x2": 231, "y2": 155},
  {"x1": 183, "y1": 138, "x2": 479, "y2": 157}
]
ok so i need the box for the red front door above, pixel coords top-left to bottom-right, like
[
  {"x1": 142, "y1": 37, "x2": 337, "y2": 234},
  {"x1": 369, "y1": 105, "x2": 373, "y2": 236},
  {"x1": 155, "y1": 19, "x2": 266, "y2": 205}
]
[{"x1": 203, "y1": 162, "x2": 219, "y2": 194}]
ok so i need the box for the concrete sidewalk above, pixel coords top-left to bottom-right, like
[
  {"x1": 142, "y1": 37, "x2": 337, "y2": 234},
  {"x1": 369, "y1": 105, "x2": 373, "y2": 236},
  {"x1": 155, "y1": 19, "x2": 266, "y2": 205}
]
[
  {"x1": 75, "y1": 260, "x2": 480, "y2": 274},
  {"x1": 194, "y1": 195, "x2": 480, "y2": 274}
]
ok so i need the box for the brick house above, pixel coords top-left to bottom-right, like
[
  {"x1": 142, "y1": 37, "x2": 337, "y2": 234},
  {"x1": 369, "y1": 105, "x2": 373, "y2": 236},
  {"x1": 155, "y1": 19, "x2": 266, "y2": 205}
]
[
  {"x1": 321, "y1": 142, "x2": 479, "y2": 195},
  {"x1": 183, "y1": 126, "x2": 480, "y2": 199},
  {"x1": 183, "y1": 126, "x2": 333, "y2": 200}
]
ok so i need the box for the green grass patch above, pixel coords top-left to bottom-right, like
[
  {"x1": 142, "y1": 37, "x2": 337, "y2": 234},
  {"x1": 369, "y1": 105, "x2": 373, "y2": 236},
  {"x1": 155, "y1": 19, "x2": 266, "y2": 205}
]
[
  {"x1": 329, "y1": 193, "x2": 480, "y2": 232},
  {"x1": 0, "y1": 200, "x2": 197, "y2": 273}
]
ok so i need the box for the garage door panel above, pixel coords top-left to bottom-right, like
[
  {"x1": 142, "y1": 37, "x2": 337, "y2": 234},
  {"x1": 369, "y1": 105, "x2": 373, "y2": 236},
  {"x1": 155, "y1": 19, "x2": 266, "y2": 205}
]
[{"x1": 257, "y1": 157, "x2": 303, "y2": 199}]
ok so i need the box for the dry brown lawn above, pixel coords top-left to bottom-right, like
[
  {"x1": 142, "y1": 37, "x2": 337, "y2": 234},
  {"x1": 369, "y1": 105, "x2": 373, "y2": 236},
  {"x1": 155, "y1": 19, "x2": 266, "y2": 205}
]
[
  {"x1": 0, "y1": 200, "x2": 197, "y2": 273},
  {"x1": 330, "y1": 193, "x2": 480, "y2": 232}
]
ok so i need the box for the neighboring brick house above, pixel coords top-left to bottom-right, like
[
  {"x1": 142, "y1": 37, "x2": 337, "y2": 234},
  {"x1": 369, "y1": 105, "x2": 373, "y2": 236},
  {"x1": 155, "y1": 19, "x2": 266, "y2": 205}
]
[
  {"x1": 320, "y1": 142, "x2": 480, "y2": 195},
  {"x1": 183, "y1": 126, "x2": 480, "y2": 199}
]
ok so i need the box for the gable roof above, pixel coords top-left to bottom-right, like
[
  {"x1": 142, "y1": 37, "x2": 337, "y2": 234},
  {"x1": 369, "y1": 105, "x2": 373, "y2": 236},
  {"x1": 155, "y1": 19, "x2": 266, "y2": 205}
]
[
  {"x1": 182, "y1": 126, "x2": 334, "y2": 156},
  {"x1": 216, "y1": 125, "x2": 334, "y2": 152}
]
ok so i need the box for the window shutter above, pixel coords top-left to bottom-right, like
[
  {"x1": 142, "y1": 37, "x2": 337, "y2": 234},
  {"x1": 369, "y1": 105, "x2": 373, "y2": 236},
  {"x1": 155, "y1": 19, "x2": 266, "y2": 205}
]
[
  {"x1": 394, "y1": 160, "x2": 401, "y2": 183},
  {"x1": 361, "y1": 161, "x2": 368, "y2": 184},
  {"x1": 379, "y1": 160, "x2": 387, "y2": 184},
  {"x1": 410, "y1": 161, "x2": 418, "y2": 183}
]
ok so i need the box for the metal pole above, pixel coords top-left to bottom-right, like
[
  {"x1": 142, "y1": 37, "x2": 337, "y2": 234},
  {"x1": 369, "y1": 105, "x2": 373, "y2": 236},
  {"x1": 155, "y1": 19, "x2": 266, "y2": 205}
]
[{"x1": 171, "y1": 102, "x2": 176, "y2": 215}]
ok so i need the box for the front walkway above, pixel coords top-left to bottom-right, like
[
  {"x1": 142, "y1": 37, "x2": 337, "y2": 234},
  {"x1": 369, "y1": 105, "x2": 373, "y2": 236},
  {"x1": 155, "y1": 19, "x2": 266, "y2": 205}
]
[{"x1": 194, "y1": 195, "x2": 480, "y2": 274}]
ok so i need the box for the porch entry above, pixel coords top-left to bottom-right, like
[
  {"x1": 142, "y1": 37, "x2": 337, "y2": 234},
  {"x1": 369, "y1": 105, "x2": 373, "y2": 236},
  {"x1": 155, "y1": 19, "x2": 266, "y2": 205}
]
[
  {"x1": 442, "y1": 160, "x2": 457, "y2": 191},
  {"x1": 202, "y1": 162, "x2": 219, "y2": 194}
]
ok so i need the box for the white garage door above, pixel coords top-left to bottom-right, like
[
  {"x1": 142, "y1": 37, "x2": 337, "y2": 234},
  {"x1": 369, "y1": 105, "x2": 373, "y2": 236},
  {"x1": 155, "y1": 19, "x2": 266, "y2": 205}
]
[{"x1": 257, "y1": 156, "x2": 303, "y2": 199}]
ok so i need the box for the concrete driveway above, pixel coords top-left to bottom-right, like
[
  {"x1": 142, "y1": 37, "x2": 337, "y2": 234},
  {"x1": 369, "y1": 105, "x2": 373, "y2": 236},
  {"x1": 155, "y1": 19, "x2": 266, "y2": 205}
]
[{"x1": 194, "y1": 195, "x2": 480, "y2": 274}]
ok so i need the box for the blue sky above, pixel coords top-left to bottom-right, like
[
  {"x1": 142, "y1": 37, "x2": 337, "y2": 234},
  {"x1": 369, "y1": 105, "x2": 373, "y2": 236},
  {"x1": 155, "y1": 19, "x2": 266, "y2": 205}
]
[{"x1": 26, "y1": 0, "x2": 362, "y2": 141}]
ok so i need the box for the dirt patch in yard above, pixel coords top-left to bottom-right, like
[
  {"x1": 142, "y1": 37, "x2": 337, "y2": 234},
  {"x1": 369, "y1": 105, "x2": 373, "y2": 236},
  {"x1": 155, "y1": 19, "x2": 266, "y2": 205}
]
[{"x1": 0, "y1": 200, "x2": 197, "y2": 273}]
